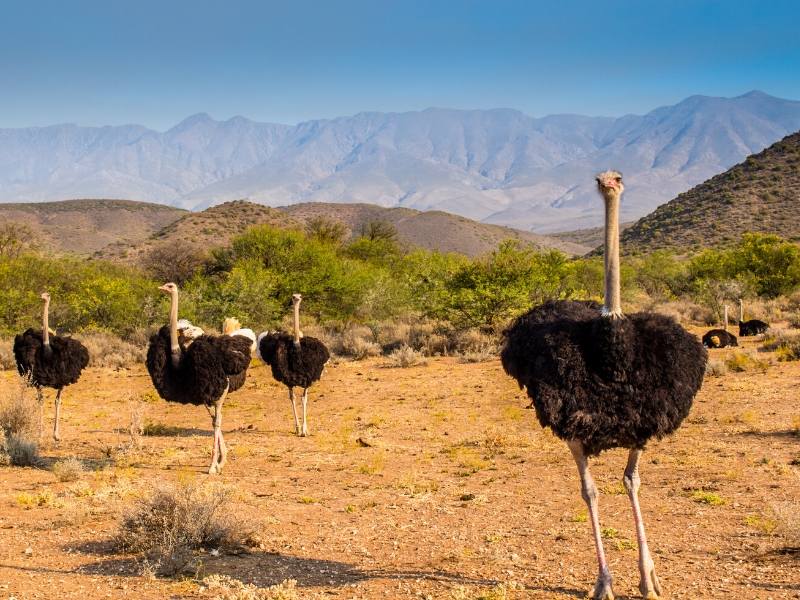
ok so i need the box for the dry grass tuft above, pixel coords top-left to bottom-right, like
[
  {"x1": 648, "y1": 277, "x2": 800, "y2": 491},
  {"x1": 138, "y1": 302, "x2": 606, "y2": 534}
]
[
  {"x1": 202, "y1": 575, "x2": 299, "y2": 600},
  {"x1": 0, "y1": 337, "x2": 16, "y2": 370},
  {"x1": 705, "y1": 359, "x2": 728, "y2": 377},
  {"x1": 1, "y1": 434, "x2": 41, "y2": 467},
  {"x1": 385, "y1": 345, "x2": 427, "y2": 368},
  {"x1": 0, "y1": 379, "x2": 39, "y2": 439},
  {"x1": 336, "y1": 325, "x2": 381, "y2": 360},
  {"x1": 76, "y1": 332, "x2": 146, "y2": 369},
  {"x1": 51, "y1": 457, "x2": 85, "y2": 482},
  {"x1": 773, "y1": 500, "x2": 800, "y2": 549},
  {"x1": 116, "y1": 480, "x2": 257, "y2": 575},
  {"x1": 725, "y1": 350, "x2": 771, "y2": 373},
  {"x1": 761, "y1": 330, "x2": 800, "y2": 361}
]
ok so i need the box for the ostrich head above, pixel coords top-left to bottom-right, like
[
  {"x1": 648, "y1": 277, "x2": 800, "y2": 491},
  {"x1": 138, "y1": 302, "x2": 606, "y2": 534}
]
[
  {"x1": 292, "y1": 293, "x2": 302, "y2": 305},
  {"x1": 159, "y1": 282, "x2": 178, "y2": 295},
  {"x1": 40, "y1": 292, "x2": 51, "y2": 303},
  {"x1": 595, "y1": 170, "x2": 624, "y2": 201}
]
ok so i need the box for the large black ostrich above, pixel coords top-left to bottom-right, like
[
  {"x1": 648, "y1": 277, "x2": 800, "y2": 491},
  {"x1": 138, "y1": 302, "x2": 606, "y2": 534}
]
[
  {"x1": 738, "y1": 299, "x2": 769, "y2": 336},
  {"x1": 13, "y1": 292, "x2": 89, "y2": 441},
  {"x1": 146, "y1": 283, "x2": 253, "y2": 474},
  {"x1": 501, "y1": 171, "x2": 707, "y2": 600},
  {"x1": 702, "y1": 329, "x2": 738, "y2": 348},
  {"x1": 257, "y1": 294, "x2": 329, "y2": 437}
]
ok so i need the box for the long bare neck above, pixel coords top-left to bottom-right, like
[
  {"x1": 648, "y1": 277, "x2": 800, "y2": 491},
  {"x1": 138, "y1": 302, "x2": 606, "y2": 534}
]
[
  {"x1": 42, "y1": 300, "x2": 51, "y2": 347},
  {"x1": 739, "y1": 299, "x2": 744, "y2": 322},
  {"x1": 168, "y1": 290, "x2": 180, "y2": 367},
  {"x1": 724, "y1": 305, "x2": 728, "y2": 331},
  {"x1": 293, "y1": 302, "x2": 301, "y2": 345},
  {"x1": 603, "y1": 193, "x2": 623, "y2": 318}
]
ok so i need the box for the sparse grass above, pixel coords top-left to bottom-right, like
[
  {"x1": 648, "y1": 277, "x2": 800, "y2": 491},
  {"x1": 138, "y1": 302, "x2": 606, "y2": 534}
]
[
  {"x1": 451, "y1": 583, "x2": 516, "y2": 600},
  {"x1": 501, "y1": 405, "x2": 524, "y2": 421},
  {"x1": 725, "y1": 350, "x2": 771, "y2": 373},
  {"x1": 202, "y1": 574, "x2": 300, "y2": 600},
  {"x1": 396, "y1": 471, "x2": 439, "y2": 496},
  {"x1": 116, "y1": 480, "x2": 256, "y2": 575},
  {"x1": 385, "y1": 344, "x2": 427, "y2": 368},
  {"x1": 357, "y1": 451, "x2": 386, "y2": 475},
  {"x1": 689, "y1": 490, "x2": 727, "y2": 506},
  {"x1": 16, "y1": 489, "x2": 61, "y2": 509},
  {"x1": 773, "y1": 500, "x2": 800, "y2": 549},
  {"x1": 298, "y1": 496, "x2": 318, "y2": 504},
  {"x1": 744, "y1": 514, "x2": 779, "y2": 535},
  {"x1": 448, "y1": 446, "x2": 491, "y2": 476},
  {"x1": 601, "y1": 482, "x2": 627, "y2": 496},
  {"x1": 51, "y1": 457, "x2": 85, "y2": 482},
  {"x1": 601, "y1": 527, "x2": 618, "y2": 539},
  {"x1": 142, "y1": 421, "x2": 184, "y2": 436},
  {"x1": 76, "y1": 332, "x2": 145, "y2": 369},
  {"x1": 761, "y1": 330, "x2": 800, "y2": 361},
  {"x1": 569, "y1": 511, "x2": 588, "y2": 523},
  {"x1": 0, "y1": 379, "x2": 39, "y2": 439},
  {"x1": 3, "y1": 434, "x2": 41, "y2": 467}
]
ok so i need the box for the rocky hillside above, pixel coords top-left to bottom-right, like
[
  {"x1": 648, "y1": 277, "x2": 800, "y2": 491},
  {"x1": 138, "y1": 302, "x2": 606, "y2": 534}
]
[
  {"x1": 619, "y1": 131, "x2": 800, "y2": 253},
  {"x1": 0, "y1": 200, "x2": 185, "y2": 255}
]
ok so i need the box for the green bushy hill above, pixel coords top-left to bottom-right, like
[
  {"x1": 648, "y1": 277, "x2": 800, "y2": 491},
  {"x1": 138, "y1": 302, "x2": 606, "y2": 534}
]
[{"x1": 619, "y1": 131, "x2": 800, "y2": 254}]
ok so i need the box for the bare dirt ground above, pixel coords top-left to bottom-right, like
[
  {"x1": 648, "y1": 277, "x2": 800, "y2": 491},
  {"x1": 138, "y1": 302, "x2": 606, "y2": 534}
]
[{"x1": 0, "y1": 332, "x2": 798, "y2": 599}]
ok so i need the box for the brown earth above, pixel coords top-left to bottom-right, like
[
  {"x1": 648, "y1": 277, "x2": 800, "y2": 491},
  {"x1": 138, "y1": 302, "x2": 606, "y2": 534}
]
[{"x1": 0, "y1": 331, "x2": 798, "y2": 599}]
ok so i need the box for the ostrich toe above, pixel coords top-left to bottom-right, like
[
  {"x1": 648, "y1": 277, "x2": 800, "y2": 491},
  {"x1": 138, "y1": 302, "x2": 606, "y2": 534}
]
[
  {"x1": 639, "y1": 564, "x2": 661, "y2": 599},
  {"x1": 591, "y1": 576, "x2": 614, "y2": 600}
]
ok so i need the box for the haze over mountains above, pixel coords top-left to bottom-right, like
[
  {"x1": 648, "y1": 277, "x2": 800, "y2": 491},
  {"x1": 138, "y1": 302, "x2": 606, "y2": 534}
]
[{"x1": 2, "y1": 91, "x2": 799, "y2": 232}]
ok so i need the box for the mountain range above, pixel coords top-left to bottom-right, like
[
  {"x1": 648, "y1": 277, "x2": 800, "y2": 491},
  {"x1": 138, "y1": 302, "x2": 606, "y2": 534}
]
[{"x1": 2, "y1": 91, "x2": 799, "y2": 232}]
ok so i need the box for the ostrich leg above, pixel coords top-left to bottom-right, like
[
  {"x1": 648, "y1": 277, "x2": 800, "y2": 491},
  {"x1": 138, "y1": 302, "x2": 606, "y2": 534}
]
[
  {"x1": 36, "y1": 388, "x2": 44, "y2": 440},
  {"x1": 216, "y1": 384, "x2": 230, "y2": 471},
  {"x1": 208, "y1": 385, "x2": 229, "y2": 475},
  {"x1": 569, "y1": 441, "x2": 614, "y2": 600},
  {"x1": 53, "y1": 389, "x2": 63, "y2": 441},
  {"x1": 288, "y1": 388, "x2": 300, "y2": 435},
  {"x1": 300, "y1": 388, "x2": 309, "y2": 437},
  {"x1": 623, "y1": 449, "x2": 661, "y2": 599}
]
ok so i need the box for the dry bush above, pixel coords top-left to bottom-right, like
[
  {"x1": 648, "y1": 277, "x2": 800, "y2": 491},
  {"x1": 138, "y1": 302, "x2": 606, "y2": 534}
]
[
  {"x1": 653, "y1": 301, "x2": 714, "y2": 325},
  {"x1": 337, "y1": 325, "x2": 381, "y2": 359},
  {"x1": 452, "y1": 329, "x2": 498, "y2": 362},
  {"x1": 202, "y1": 575, "x2": 299, "y2": 600},
  {"x1": 386, "y1": 345, "x2": 427, "y2": 368},
  {"x1": 0, "y1": 337, "x2": 16, "y2": 370},
  {"x1": 51, "y1": 457, "x2": 85, "y2": 482},
  {"x1": 788, "y1": 314, "x2": 800, "y2": 329},
  {"x1": 0, "y1": 378, "x2": 38, "y2": 439},
  {"x1": 761, "y1": 330, "x2": 800, "y2": 362},
  {"x1": 409, "y1": 321, "x2": 449, "y2": 355},
  {"x1": 76, "y1": 332, "x2": 146, "y2": 369},
  {"x1": 2, "y1": 435, "x2": 40, "y2": 467},
  {"x1": 375, "y1": 322, "x2": 411, "y2": 348},
  {"x1": 116, "y1": 480, "x2": 256, "y2": 575},
  {"x1": 705, "y1": 359, "x2": 728, "y2": 377},
  {"x1": 773, "y1": 500, "x2": 800, "y2": 549}
]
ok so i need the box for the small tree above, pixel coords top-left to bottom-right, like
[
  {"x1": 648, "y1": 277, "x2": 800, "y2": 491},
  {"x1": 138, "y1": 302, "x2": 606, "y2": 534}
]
[
  {"x1": 0, "y1": 223, "x2": 37, "y2": 258},
  {"x1": 306, "y1": 217, "x2": 349, "y2": 246},
  {"x1": 359, "y1": 220, "x2": 398, "y2": 242},
  {"x1": 142, "y1": 240, "x2": 206, "y2": 285}
]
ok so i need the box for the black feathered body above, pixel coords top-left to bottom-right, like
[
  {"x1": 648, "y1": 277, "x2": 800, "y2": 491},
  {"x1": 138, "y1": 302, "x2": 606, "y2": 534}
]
[
  {"x1": 702, "y1": 329, "x2": 738, "y2": 348},
  {"x1": 501, "y1": 300, "x2": 707, "y2": 456},
  {"x1": 258, "y1": 333, "x2": 329, "y2": 389},
  {"x1": 146, "y1": 326, "x2": 252, "y2": 406},
  {"x1": 14, "y1": 329, "x2": 89, "y2": 390},
  {"x1": 739, "y1": 319, "x2": 769, "y2": 337}
]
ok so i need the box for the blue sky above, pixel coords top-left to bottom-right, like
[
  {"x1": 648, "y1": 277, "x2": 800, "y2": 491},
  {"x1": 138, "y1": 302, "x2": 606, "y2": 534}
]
[{"x1": 1, "y1": 0, "x2": 798, "y2": 129}]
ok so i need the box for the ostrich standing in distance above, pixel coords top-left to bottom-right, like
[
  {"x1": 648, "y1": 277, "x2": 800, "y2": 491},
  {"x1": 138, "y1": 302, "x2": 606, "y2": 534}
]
[
  {"x1": 738, "y1": 298, "x2": 769, "y2": 336},
  {"x1": 146, "y1": 283, "x2": 253, "y2": 474},
  {"x1": 14, "y1": 292, "x2": 89, "y2": 441},
  {"x1": 257, "y1": 294, "x2": 329, "y2": 437},
  {"x1": 501, "y1": 171, "x2": 706, "y2": 599}
]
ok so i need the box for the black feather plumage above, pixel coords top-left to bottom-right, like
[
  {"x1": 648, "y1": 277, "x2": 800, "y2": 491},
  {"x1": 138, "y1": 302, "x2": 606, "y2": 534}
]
[
  {"x1": 702, "y1": 329, "x2": 738, "y2": 348},
  {"x1": 146, "y1": 326, "x2": 252, "y2": 406},
  {"x1": 258, "y1": 333, "x2": 329, "y2": 389},
  {"x1": 14, "y1": 329, "x2": 89, "y2": 389},
  {"x1": 501, "y1": 301, "x2": 707, "y2": 456},
  {"x1": 738, "y1": 319, "x2": 769, "y2": 336}
]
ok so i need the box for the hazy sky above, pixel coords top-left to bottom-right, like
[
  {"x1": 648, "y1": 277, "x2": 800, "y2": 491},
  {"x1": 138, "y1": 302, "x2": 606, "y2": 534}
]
[{"x1": 1, "y1": 0, "x2": 798, "y2": 129}]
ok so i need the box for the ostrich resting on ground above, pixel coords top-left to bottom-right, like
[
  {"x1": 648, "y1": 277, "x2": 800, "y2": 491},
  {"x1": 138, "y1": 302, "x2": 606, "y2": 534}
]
[
  {"x1": 501, "y1": 171, "x2": 707, "y2": 599},
  {"x1": 702, "y1": 329, "x2": 738, "y2": 348},
  {"x1": 146, "y1": 283, "x2": 254, "y2": 474},
  {"x1": 14, "y1": 292, "x2": 89, "y2": 441},
  {"x1": 257, "y1": 294, "x2": 330, "y2": 436}
]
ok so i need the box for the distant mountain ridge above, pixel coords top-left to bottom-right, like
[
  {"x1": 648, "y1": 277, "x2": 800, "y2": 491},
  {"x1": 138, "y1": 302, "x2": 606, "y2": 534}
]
[
  {"x1": 618, "y1": 130, "x2": 800, "y2": 253},
  {"x1": 2, "y1": 91, "x2": 800, "y2": 232}
]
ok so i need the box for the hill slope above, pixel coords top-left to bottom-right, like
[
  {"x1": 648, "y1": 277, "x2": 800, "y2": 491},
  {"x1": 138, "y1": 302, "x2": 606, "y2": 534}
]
[
  {"x1": 98, "y1": 200, "x2": 589, "y2": 261},
  {"x1": 619, "y1": 131, "x2": 800, "y2": 253},
  {"x1": 2, "y1": 92, "x2": 800, "y2": 232},
  {"x1": 0, "y1": 200, "x2": 185, "y2": 255}
]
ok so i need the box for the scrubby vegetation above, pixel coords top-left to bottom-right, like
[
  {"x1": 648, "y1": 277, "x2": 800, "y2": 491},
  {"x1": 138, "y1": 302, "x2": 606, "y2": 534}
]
[{"x1": 1, "y1": 221, "x2": 800, "y2": 364}]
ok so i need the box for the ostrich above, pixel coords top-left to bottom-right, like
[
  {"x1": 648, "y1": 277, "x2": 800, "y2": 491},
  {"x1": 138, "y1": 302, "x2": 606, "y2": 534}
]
[
  {"x1": 14, "y1": 292, "x2": 90, "y2": 441},
  {"x1": 146, "y1": 283, "x2": 253, "y2": 474},
  {"x1": 738, "y1": 299, "x2": 769, "y2": 336},
  {"x1": 501, "y1": 171, "x2": 707, "y2": 600},
  {"x1": 257, "y1": 294, "x2": 329, "y2": 437},
  {"x1": 703, "y1": 305, "x2": 738, "y2": 348}
]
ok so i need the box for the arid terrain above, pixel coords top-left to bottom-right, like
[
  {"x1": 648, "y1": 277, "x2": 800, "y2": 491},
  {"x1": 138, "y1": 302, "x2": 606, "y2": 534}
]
[{"x1": 0, "y1": 331, "x2": 798, "y2": 599}]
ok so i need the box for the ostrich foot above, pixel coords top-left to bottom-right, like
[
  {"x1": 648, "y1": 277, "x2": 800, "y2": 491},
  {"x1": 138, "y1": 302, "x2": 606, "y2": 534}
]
[
  {"x1": 300, "y1": 424, "x2": 308, "y2": 437},
  {"x1": 208, "y1": 461, "x2": 220, "y2": 475},
  {"x1": 638, "y1": 563, "x2": 661, "y2": 599},
  {"x1": 591, "y1": 575, "x2": 614, "y2": 600}
]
